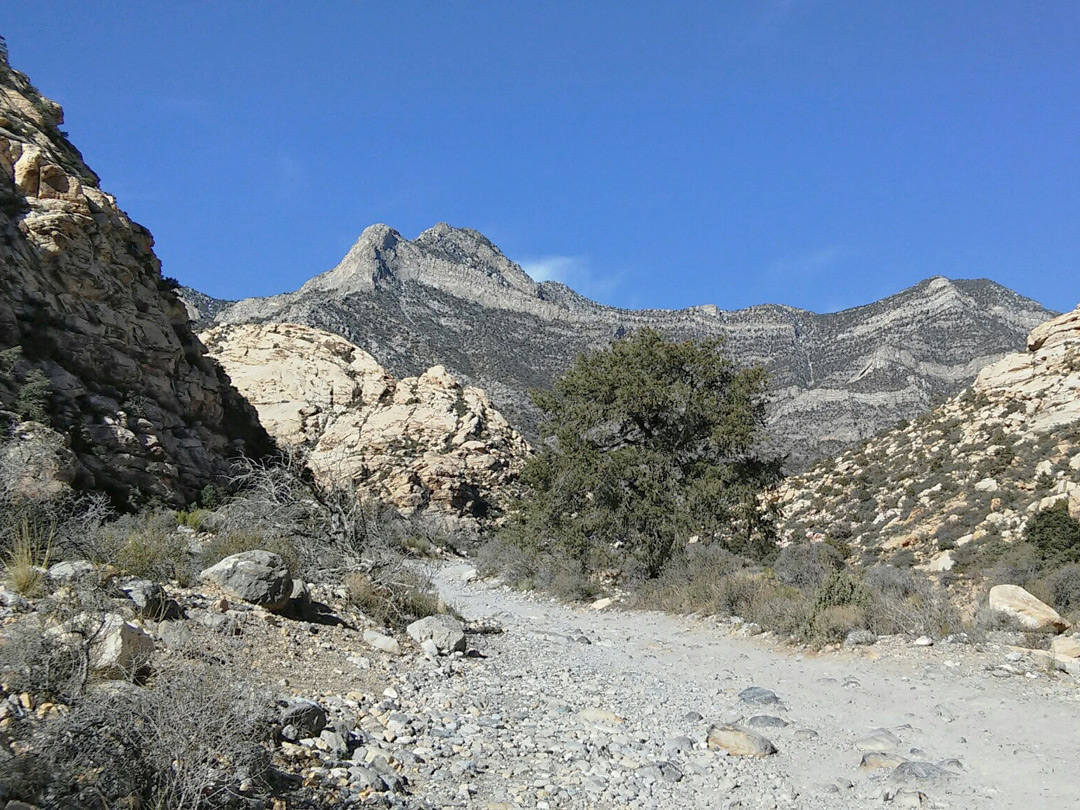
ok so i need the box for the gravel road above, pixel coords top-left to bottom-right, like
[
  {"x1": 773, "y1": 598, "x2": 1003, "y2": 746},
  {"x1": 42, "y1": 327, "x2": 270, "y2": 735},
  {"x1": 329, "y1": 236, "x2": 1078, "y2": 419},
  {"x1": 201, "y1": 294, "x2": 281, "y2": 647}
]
[{"x1": 422, "y1": 563, "x2": 1080, "y2": 809}]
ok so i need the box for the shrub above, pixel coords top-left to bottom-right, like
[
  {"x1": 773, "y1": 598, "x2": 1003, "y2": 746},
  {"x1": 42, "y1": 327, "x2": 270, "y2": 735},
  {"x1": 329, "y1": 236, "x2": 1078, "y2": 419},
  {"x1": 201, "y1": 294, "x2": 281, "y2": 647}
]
[
  {"x1": 1048, "y1": 564, "x2": 1080, "y2": 615},
  {"x1": 0, "y1": 655, "x2": 275, "y2": 809},
  {"x1": 344, "y1": 567, "x2": 443, "y2": 629},
  {"x1": 810, "y1": 604, "x2": 867, "y2": 643},
  {"x1": 1024, "y1": 500, "x2": 1080, "y2": 565},
  {"x1": 88, "y1": 511, "x2": 194, "y2": 584},
  {"x1": 4, "y1": 517, "x2": 52, "y2": 597},
  {"x1": 774, "y1": 541, "x2": 844, "y2": 589}
]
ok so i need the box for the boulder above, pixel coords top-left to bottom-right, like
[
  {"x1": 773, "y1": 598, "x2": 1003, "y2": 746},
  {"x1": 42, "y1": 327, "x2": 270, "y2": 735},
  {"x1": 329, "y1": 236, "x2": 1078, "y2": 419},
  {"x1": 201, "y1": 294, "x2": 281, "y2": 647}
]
[
  {"x1": 281, "y1": 698, "x2": 327, "y2": 738},
  {"x1": 988, "y1": 584, "x2": 1068, "y2": 632},
  {"x1": 199, "y1": 551, "x2": 292, "y2": 612},
  {"x1": 706, "y1": 725, "x2": 777, "y2": 757},
  {"x1": 116, "y1": 578, "x2": 167, "y2": 619},
  {"x1": 363, "y1": 629, "x2": 401, "y2": 655},
  {"x1": 406, "y1": 614, "x2": 466, "y2": 654},
  {"x1": 738, "y1": 686, "x2": 781, "y2": 706},
  {"x1": 47, "y1": 560, "x2": 96, "y2": 582},
  {"x1": 1051, "y1": 636, "x2": 1080, "y2": 659},
  {"x1": 89, "y1": 614, "x2": 154, "y2": 678}
]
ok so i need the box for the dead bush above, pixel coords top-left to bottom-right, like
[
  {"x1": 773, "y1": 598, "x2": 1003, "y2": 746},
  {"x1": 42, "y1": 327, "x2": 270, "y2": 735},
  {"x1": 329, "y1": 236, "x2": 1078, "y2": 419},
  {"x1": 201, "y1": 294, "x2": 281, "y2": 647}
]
[
  {"x1": 475, "y1": 537, "x2": 542, "y2": 587},
  {"x1": 87, "y1": 510, "x2": 195, "y2": 585},
  {"x1": 199, "y1": 529, "x2": 300, "y2": 575},
  {"x1": 0, "y1": 655, "x2": 275, "y2": 809},
  {"x1": 810, "y1": 604, "x2": 867, "y2": 643}
]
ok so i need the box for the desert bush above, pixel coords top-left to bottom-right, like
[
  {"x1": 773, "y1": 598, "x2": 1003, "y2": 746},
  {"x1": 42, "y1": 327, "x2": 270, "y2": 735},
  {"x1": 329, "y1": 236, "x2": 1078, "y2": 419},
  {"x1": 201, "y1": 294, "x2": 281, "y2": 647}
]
[
  {"x1": 344, "y1": 566, "x2": 443, "y2": 629},
  {"x1": 475, "y1": 537, "x2": 542, "y2": 587},
  {"x1": 4, "y1": 517, "x2": 52, "y2": 597},
  {"x1": 774, "y1": 541, "x2": 844, "y2": 589},
  {"x1": 506, "y1": 328, "x2": 782, "y2": 578},
  {"x1": 213, "y1": 448, "x2": 407, "y2": 579},
  {"x1": 1024, "y1": 500, "x2": 1080, "y2": 565},
  {"x1": 0, "y1": 617, "x2": 90, "y2": 703},
  {"x1": 173, "y1": 508, "x2": 210, "y2": 532},
  {"x1": 0, "y1": 656, "x2": 275, "y2": 809},
  {"x1": 861, "y1": 566, "x2": 962, "y2": 636},
  {"x1": 810, "y1": 604, "x2": 867, "y2": 643},
  {"x1": 87, "y1": 510, "x2": 195, "y2": 584},
  {"x1": 1047, "y1": 564, "x2": 1080, "y2": 616}
]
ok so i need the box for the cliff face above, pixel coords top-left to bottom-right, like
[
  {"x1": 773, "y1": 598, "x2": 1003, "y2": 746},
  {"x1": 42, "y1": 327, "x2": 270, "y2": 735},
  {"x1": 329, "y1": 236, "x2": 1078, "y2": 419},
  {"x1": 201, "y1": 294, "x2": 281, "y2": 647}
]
[
  {"x1": 200, "y1": 323, "x2": 530, "y2": 519},
  {"x1": 0, "y1": 52, "x2": 272, "y2": 506},
  {"x1": 778, "y1": 306, "x2": 1080, "y2": 570},
  {"x1": 204, "y1": 223, "x2": 1054, "y2": 467}
]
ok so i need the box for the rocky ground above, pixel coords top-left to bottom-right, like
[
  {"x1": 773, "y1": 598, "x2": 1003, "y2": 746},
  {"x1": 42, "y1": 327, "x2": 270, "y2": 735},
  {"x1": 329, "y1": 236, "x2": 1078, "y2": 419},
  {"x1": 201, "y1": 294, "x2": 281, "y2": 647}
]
[{"x1": 6, "y1": 555, "x2": 1079, "y2": 809}]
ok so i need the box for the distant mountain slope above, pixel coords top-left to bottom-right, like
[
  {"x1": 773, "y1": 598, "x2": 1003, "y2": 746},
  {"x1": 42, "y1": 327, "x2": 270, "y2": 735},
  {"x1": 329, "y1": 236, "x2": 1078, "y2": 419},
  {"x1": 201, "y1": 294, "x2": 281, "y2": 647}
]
[
  {"x1": 778, "y1": 306, "x2": 1080, "y2": 570},
  {"x1": 192, "y1": 222, "x2": 1055, "y2": 466}
]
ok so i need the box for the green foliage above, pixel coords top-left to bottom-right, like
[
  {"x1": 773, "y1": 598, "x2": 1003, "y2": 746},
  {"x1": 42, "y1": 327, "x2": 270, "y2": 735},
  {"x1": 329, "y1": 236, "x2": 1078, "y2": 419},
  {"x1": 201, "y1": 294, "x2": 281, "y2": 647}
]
[
  {"x1": 812, "y1": 570, "x2": 869, "y2": 613},
  {"x1": 506, "y1": 328, "x2": 782, "y2": 577},
  {"x1": 1024, "y1": 500, "x2": 1080, "y2": 566},
  {"x1": 0, "y1": 348, "x2": 53, "y2": 424}
]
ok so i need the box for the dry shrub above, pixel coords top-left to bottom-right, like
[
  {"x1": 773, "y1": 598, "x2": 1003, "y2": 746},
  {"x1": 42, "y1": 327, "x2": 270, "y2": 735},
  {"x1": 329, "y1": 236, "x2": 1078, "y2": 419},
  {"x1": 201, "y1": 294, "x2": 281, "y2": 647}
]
[
  {"x1": 810, "y1": 604, "x2": 866, "y2": 643},
  {"x1": 774, "y1": 540, "x2": 844, "y2": 589},
  {"x1": 1047, "y1": 564, "x2": 1080, "y2": 617},
  {"x1": 344, "y1": 567, "x2": 443, "y2": 629},
  {"x1": 88, "y1": 511, "x2": 194, "y2": 585},
  {"x1": 0, "y1": 655, "x2": 275, "y2": 809},
  {"x1": 475, "y1": 537, "x2": 541, "y2": 586},
  {"x1": 4, "y1": 517, "x2": 52, "y2": 597}
]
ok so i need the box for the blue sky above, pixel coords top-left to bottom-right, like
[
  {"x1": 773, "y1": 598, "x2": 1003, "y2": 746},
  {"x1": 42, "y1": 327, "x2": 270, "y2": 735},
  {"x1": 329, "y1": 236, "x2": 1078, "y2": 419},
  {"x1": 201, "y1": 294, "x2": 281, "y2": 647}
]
[{"x1": 2, "y1": 2, "x2": 1077, "y2": 313}]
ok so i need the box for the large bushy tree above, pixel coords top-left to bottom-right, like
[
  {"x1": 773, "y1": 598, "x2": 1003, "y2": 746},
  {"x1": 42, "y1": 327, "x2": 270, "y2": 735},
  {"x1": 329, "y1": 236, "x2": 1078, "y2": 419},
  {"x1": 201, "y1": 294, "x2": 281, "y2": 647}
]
[{"x1": 507, "y1": 328, "x2": 782, "y2": 577}]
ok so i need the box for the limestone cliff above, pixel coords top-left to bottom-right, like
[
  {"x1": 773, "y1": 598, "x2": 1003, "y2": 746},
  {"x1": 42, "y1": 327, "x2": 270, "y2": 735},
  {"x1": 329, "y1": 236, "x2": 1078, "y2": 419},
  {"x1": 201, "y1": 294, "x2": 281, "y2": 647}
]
[
  {"x1": 200, "y1": 323, "x2": 530, "y2": 519},
  {"x1": 0, "y1": 51, "x2": 273, "y2": 506},
  {"x1": 202, "y1": 223, "x2": 1054, "y2": 468},
  {"x1": 779, "y1": 306, "x2": 1080, "y2": 570}
]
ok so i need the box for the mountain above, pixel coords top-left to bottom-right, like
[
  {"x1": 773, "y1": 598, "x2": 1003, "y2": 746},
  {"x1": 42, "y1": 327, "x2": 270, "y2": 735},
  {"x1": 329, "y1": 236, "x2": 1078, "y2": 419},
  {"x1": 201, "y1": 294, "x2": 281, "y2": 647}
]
[
  {"x1": 778, "y1": 306, "x2": 1080, "y2": 570},
  {"x1": 0, "y1": 51, "x2": 273, "y2": 506},
  {"x1": 195, "y1": 223, "x2": 1055, "y2": 467},
  {"x1": 200, "y1": 323, "x2": 530, "y2": 520}
]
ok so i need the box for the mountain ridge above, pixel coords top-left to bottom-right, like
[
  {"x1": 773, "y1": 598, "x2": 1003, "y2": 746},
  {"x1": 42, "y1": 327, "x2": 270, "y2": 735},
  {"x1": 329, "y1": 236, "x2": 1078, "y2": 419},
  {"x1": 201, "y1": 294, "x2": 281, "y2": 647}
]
[{"x1": 184, "y1": 223, "x2": 1056, "y2": 467}]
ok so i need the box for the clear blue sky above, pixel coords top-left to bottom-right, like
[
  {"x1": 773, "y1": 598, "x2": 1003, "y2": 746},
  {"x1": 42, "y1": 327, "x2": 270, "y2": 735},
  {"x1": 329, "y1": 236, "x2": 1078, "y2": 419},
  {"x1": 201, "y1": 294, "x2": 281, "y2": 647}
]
[{"x1": 2, "y1": 2, "x2": 1077, "y2": 313}]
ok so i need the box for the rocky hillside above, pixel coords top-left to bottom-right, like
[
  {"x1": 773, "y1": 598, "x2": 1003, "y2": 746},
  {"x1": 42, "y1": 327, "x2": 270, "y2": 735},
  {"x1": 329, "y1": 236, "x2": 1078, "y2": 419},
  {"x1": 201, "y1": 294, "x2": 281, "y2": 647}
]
[
  {"x1": 0, "y1": 52, "x2": 272, "y2": 507},
  {"x1": 193, "y1": 223, "x2": 1054, "y2": 467},
  {"x1": 201, "y1": 323, "x2": 530, "y2": 519},
  {"x1": 779, "y1": 306, "x2": 1080, "y2": 571}
]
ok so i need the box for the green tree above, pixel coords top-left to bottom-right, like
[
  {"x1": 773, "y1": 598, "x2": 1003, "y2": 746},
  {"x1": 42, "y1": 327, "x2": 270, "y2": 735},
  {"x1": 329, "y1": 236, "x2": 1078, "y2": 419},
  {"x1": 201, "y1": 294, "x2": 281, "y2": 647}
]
[
  {"x1": 507, "y1": 328, "x2": 782, "y2": 577},
  {"x1": 1025, "y1": 500, "x2": 1080, "y2": 565}
]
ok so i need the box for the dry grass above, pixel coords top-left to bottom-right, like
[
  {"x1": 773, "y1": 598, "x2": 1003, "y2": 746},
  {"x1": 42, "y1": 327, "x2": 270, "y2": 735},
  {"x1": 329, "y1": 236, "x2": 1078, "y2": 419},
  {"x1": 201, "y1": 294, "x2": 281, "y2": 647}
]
[
  {"x1": 344, "y1": 567, "x2": 444, "y2": 629},
  {"x1": 4, "y1": 517, "x2": 52, "y2": 597}
]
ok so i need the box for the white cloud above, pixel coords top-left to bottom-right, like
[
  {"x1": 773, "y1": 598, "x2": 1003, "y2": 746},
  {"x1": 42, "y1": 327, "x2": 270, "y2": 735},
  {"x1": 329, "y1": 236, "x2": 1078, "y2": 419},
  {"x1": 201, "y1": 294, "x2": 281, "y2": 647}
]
[
  {"x1": 520, "y1": 254, "x2": 622, "y2": 303},
  {"x1": 767, "y1": 244, "x2": 853, "y2": 278}
]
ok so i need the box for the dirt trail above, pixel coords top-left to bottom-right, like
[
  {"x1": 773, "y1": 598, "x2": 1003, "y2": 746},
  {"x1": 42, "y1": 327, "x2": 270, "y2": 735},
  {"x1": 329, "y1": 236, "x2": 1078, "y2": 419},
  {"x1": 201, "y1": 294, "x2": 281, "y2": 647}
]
[{"x1": 433, "y1": 563, "x2": 1080, "y2": 809}]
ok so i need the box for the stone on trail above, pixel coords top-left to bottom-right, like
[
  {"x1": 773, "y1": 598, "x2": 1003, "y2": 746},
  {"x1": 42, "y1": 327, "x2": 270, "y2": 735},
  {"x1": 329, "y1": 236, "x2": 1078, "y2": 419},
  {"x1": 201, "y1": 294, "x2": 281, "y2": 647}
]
[
  {"x1": 116, "y1": 577, "x2": 167, "y2": 618},
  {"x1": 890, "y1": 761, "x2": 954, "y2": 783},
  {"x1": 363, "y1": 629, "x2": 401, "y2": 655},
  {"x1": 988, "y1": 584, "x2": 1068, "y2": 632},
  {"x1": 855, "y1": 728, "x2": 902, "y2": 752},
  {"x1": 637, "y1": 761, "x2": 683, "y2": 783},
  {"x1": 913, "y1": 635, "x2": 934, "y2": 647},
  {"x1": 738, "y1": 686, "x2": 781, "y2": 706},
  {"x1": 407, "y1": 614, "x2": 466, "y2": 654},
  {"x1": 199, "y1": 550, "x2": 292, "y2": 612},
  {"x1": 860, "y1": 751, "x2": 908, "y2": 770},
  {"x1": 706, "y1": 725, "x2": 777, "y2": 757},
  {"x1": 577, "y1": 707, "x2": 624, "y2": 725},
  {"x1": 888, "y1": 789, "x2": 930, "y2": 808},
  {"x1": 590, "y1": 597, "x2": 614, "y2": 610},
  {"x1": 1051, "y1": 635, "x2": 1080, "y2": 659},
  {"x1": 843, "y1": 629, "x2": 877, "y2": 647},
  {"x1": 747, "y1": 715, "x2": 789, "y2": 729}
]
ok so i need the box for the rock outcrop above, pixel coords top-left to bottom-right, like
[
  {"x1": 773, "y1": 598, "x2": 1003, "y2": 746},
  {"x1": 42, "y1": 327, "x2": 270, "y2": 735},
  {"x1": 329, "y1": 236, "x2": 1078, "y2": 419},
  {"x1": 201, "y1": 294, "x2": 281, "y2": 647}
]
[
  {"x1": 199, "y1": 323, "x2": 529, "y2": 517},
  {"x1": 0, "y1": 52, "x2": 272, "y2": 506},
  {"x1": 194, "y1": 223, "x2": 1053, "y2": 467},
  {"x1": 779, "y1": 305, "x2": 1080, "y2": 567}
]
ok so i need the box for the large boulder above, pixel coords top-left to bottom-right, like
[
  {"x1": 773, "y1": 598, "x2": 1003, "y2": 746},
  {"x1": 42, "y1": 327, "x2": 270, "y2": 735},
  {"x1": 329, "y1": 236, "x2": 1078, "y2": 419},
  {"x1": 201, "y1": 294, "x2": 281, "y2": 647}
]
[
  {"x1": 199, "y1": 551, "x2": 292, "y2": 612},
  {"x1": 406, "y1": 614, "x2": 466, "y2": 654},
  {"x1": 988, "y1": 584, "x2": 1068, "y2": 632}
]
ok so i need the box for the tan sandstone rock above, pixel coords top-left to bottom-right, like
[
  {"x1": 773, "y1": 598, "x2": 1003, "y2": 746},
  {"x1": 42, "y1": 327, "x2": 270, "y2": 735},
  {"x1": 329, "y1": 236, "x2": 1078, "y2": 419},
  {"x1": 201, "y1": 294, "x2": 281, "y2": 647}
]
[
  {"x1": 0, "y1": 53, "x2": 271, "y2": 506},
  {"x1": 988, "y1": 584, "x2": 1068, "y2": 632},
  {"x1": 200, "y1": 323, "x2": 530, "y2": 518}
]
